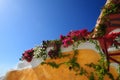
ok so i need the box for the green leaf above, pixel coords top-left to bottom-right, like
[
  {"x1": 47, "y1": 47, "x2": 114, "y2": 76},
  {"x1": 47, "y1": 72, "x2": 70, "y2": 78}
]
[
  {"x1": 89, "y1": 72, "x2": 95, "y2": 80},
  {"x1": 41, "y1": 62, "x2": 60, "y2": 68},
  {"x1": 47, "y1": 62, "x2": 60, "y2": 68},
  {"x1": 79, "y1": 67, "x2": 87, "y2": 75},
  {"x1": 106, "y1": 73, "x2": 114, "y2": 80}
]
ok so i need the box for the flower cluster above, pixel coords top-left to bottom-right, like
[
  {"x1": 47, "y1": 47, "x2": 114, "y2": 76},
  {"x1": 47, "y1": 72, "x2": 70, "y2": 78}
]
[
  {"x1": 21, "y1": 49, "x2": 34, "y2": 62},
  {"x1": 34, "y1": 41, "x2": 49, "y2": 60},
  {"x1": 33, "y1": 40, "x2": 62, "y2": 59},
  {"x1": 20, "y1": 29, "x2": 119, "y2": 65},
  {"x1": 33, "y1": 46, "x2": 47, "y2": 60},
  {"x1": 60, "y1": 36, "x2": 73, "y2": 47},
  {"x1": 60, "y1": 29, "x2": 89, "y2": 47}
]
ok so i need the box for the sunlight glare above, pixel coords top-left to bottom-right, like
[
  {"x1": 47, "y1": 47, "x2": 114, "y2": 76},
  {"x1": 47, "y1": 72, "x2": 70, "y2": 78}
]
[{"x1": 0, "y1": 0, "x2": 7, "y2": 10}]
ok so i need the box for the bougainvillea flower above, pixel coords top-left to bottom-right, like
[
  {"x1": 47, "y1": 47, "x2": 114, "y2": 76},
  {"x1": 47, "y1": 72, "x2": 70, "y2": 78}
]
[
  {"x1": 79, "y1": 29, "x2": 89, "y2": 37},
  {"x1": 62, "y1": 37, "x2": 73, "y2": 47},
  {"x1": 60, "y1": 29, "x2": 90, "y2": 47},
  {"x1": 60, "y1": 35, "x2": 66, "y2": 40},
  {"x1": 21, "y1": 49, "x2": 34, "y2": 62}
]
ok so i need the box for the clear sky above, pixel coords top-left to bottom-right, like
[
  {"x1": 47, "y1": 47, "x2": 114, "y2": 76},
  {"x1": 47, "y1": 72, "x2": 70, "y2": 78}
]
[{"x1": 0, "y1": 0, "x2": 106, "y2": 76}]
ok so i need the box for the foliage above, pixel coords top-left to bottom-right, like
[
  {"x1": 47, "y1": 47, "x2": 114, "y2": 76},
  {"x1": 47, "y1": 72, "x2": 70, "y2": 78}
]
[
  {"x1": 89, "y1": 72, "x2": 95, "y2": 80},
  {"x1": 68, "y1": 42, "x2": 87, "y2": 76},
  {"x1": 94, "y1": 24, "x2": 107, "y2": 37},
  {"x1": 102, "y1": 2, "x2": 120, "y2": 17},
  {"x1": 48, "y1": 40, "x2": 62, "y2": 59},
  {"x1": 117, "y1": 65, "x2": 120, "y2": 80},
  {"x1": 88, "y1": 39, "x2": 114, "y2": 80},
  {"x1": 89, "y1": 39, "x2": 103, "y2": 55},
  {"x1": 41, "y1": 62, "x2": 63, "y2": 68},
  {"x1": 93, "y1": 1, "x2": 120, "y2": 38},
  {"x1": 20, "y1": 27, "x2": 120, "y2": 79},
  {"x1": 34, "y1": 46, "x2": 47, "y2": 60},
  {"x1": 33, "y1": 40, "x2": 49, "y2": 60},
  {"x1": 86, "y1": 62, "x2": 114, "y2": 80}
]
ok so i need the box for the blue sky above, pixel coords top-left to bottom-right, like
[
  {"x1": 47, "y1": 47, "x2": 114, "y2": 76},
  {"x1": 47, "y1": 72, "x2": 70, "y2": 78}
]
[{"x1": 0, "y1": 0, "x2": 105, "y2": 75}]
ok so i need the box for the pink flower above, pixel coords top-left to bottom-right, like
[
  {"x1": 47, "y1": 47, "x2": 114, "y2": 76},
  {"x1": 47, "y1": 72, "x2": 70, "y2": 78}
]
[
  {"x1": 62, "y1": 37, "x2": 73, "y2": 47},
  {"x1": 79, "y1": 29, "x2": 89, "y2": 37},
  {"x1": 23, "y1": 52, "x2": 29, "y2": 57},
  {"x1": 60, "y1": 35, "x2": 65, "y2": 40},
  {"x1": 60, "y1": 29, "x2": 90, "y2": 47},
  {"x1": 21, "y1": 49, "x2": 34, "y2": 62}
]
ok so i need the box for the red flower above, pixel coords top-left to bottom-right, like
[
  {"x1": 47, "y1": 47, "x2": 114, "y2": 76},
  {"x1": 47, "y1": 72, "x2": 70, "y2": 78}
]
[
  {"x1": 67, "y1": 29, "x2": 89, "y2": 39},
  {"x1": 79, "y1": 29, "x2": 89, "y2": 37},
  {"x1": 21, "y1": 49, "x2": 34, "y2": 62},
  {"x1": 60, "y1": 35, "x2": 65, "y2": 40},
  {"x1": 60, "y1": 29, "x2": 90, "y2": 47},
  {"x1": 62, "y1": 37, "x2": 73, "y2": 47}
]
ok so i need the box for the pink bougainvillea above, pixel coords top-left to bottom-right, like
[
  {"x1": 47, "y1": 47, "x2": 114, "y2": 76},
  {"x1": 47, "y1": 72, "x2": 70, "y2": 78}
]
[
  {"x1": 62, "y1": 37, "x2": 74, "y2": 47},
  {"x1": 21, "y1": 49, "x2": 34, "y2": 62},
  {"x1": 60, "y1": 29, "x2": 90, "y2": 47}
]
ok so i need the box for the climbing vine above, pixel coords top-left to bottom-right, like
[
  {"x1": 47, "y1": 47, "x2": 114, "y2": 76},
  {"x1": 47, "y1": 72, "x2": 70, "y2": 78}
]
[{"x1": 20, "y1": 29, "x2": 120, "y2": 79}]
